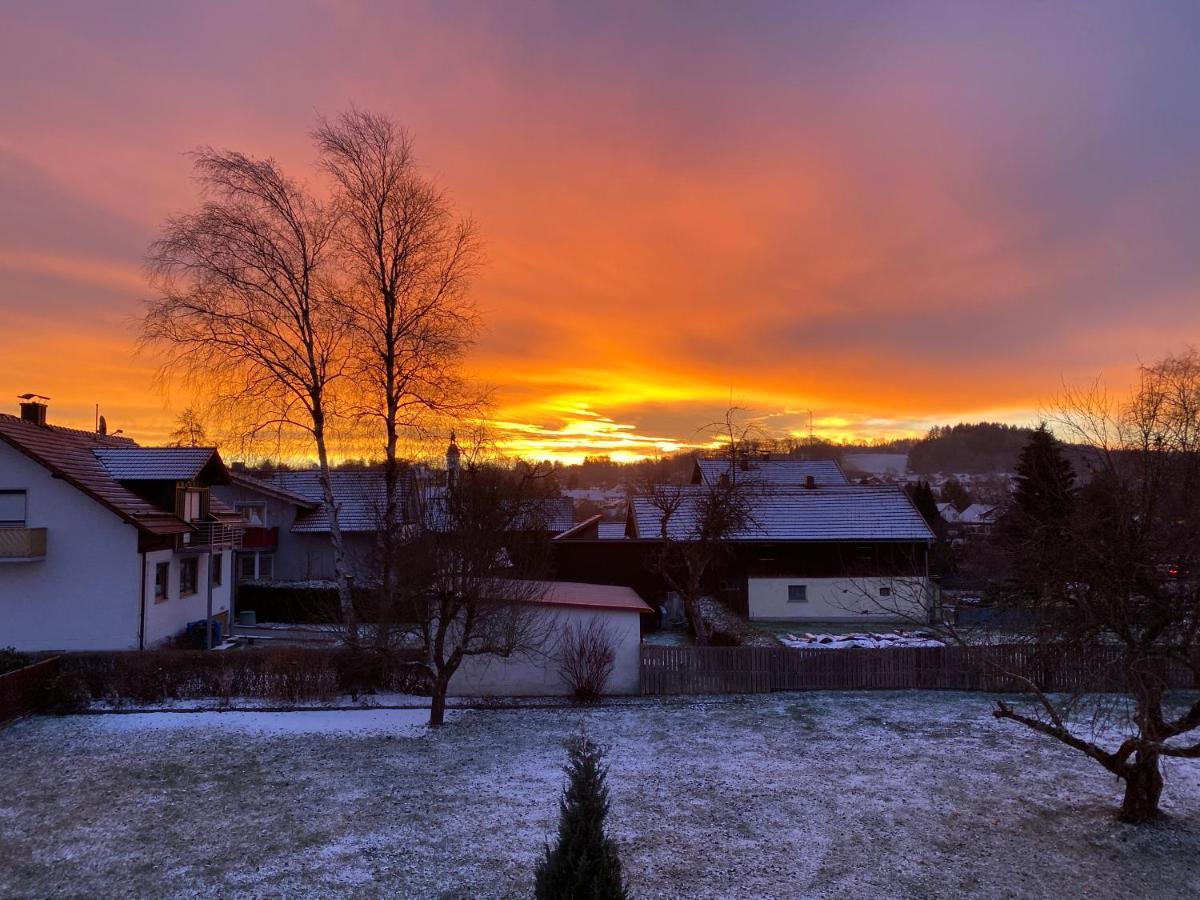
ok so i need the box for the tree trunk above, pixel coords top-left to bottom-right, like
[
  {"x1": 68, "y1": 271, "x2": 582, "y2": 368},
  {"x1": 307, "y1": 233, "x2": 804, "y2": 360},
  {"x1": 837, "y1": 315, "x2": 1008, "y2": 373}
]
[
  {"x1": 314, "y1": 423, "x2": 358, "y2": 648},
  {"x1": 684, "y1": 594, "x2": 710, "y2": 646},
  {"x1": 1119, "y1": 752, "x2": 1163, "y2": 823},
  {"x1": 429, "y1": 676, "x2": 449, "y2": 728}
]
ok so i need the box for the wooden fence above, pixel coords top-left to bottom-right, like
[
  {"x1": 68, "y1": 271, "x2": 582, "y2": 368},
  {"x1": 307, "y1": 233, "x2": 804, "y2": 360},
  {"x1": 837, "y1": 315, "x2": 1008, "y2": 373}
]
[
  {"x1": 0, "y1": 656, "x2": 60, "y2": 724},
  {"x1": 640, "y1": 644, "x2": 1197, "y2": 696}
]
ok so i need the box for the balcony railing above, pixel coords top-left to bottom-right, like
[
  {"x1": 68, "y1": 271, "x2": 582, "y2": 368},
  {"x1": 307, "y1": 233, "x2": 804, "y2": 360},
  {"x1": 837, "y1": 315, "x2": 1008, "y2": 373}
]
[
  {"x1": 177, "y1": 522, "x2": 243, "y2": 552},
  {"x1": 0, "y1": 527, "x2": 47, "y2": 561}
]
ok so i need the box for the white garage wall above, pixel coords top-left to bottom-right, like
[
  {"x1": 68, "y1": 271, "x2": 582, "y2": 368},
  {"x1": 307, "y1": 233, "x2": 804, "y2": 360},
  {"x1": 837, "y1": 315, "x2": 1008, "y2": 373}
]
[
  {"x1": 447, "y1": 605, "x2": 644, "y2": 697},
  {"x1": 748, "y1": 576, "x2": 931, "y2": 622}
]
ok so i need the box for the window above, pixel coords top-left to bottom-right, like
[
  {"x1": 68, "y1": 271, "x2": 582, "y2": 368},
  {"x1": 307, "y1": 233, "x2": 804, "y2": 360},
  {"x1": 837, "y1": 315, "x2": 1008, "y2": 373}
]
[
  {"x1": 154, "y1": 562, "x2": 170, "y2": 602},
  {"x1": 182, "y1": 490, "x2": 203, "y2": 523},
  {"x1": 237, "y1": 552, "x2": 274, "y2": 582},
  {"x1": 787, "y1": 584, "x2": 808, "y2": 604},
  {"x1": 211, "y1": 553, "x2": 223, "y2": 587},
  {"x1": 236, "y1": 503, "x2": 265, "y2": 526},
  {"x1": 180, "y1": 557, "x2": 199, "y2": 596},
  {"x1": 879, "y1": 586, "x2": 892, "y2": 598},
  {"x1": 0, "y1": 490, "x2": 27, "y2": 527}
]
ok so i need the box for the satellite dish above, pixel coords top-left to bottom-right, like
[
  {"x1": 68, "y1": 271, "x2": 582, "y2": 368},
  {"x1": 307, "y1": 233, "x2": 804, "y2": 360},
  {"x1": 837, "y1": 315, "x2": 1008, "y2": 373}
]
[{"x1": 98, "y1": 415, "x2": 108, "y2": 435}]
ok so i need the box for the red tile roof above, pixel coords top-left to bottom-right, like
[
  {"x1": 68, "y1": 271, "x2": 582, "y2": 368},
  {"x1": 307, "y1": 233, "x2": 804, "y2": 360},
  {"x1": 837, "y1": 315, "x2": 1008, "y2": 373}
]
[{"x1": 0, "y1": 413, "x2": 217, "y2": 536}]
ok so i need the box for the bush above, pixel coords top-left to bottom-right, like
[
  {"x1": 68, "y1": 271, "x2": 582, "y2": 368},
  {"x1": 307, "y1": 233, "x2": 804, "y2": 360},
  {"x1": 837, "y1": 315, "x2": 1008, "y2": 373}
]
[
  {"x1": 535, "y1": 734, "x2": 628, "y2": 899},
  {"x1": 40, "y1": 672, "x2": 90, "y2": 715},
  {"x1": 556, "y1": 621, "x2": 616, "y2": 703},
  {"x1": 0, "y1": 647, "x2": 33, "y2": 675}
]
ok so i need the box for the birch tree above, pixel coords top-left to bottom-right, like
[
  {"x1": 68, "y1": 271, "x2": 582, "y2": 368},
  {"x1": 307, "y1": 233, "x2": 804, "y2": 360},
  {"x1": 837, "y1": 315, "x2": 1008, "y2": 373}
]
[
  {"x1": 141, "y1": 149, "x2": 361, "y2": 643},
  {"x1": 314, "y1": 109, "x2": 482, "y2": 640}
]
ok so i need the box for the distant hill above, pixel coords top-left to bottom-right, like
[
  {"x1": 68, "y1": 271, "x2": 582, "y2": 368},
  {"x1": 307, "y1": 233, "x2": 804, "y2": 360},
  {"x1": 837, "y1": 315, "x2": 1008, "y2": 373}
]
[{"x1": 907, "y1": 423, "x2": 1035, "y2": 475}]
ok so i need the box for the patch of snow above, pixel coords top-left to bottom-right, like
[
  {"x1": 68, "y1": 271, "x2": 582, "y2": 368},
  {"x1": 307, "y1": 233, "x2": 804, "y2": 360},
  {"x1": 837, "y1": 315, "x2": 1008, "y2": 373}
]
[
  {"x1": 91, "y1": 708, "x2": 450, "y2": 736},
  {"x1": 779, "y1": 630, "x2": 945, "y2": 649}
]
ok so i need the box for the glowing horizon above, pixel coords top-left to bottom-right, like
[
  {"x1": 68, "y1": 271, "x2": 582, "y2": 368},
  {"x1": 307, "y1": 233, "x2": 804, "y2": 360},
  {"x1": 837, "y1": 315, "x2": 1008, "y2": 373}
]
[{"x1": 2, "y1": 3, "x2": 1198, "y2": 463}]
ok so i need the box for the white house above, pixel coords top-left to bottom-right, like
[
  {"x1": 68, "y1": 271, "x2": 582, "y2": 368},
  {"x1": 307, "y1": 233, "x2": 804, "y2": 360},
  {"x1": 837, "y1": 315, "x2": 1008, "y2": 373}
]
[{"x1": 0, "y1": 398, "x2": 241, "y2": 651}]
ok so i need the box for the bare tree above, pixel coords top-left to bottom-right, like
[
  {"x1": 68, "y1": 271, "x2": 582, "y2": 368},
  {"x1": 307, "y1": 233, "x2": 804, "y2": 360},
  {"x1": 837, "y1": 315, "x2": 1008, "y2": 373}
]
[
  {"x1": 392, "y1": 440, "x2": 557, "y2": 726},
  {"x1": 167, "y1": 408, "x2": 209, "y2": 447},
  {"x1": 314, "y1": 109, "x2": 483, "y2": 640},
  {"x1": 141, "y1": 148, "x2": 361, "y2": 643},
  {"x1": 987, "y1": 350, "x2": 1200, "y2": 822},
  {"x1": 641, "y1": 410, "x2": 759, "y2": 644}
]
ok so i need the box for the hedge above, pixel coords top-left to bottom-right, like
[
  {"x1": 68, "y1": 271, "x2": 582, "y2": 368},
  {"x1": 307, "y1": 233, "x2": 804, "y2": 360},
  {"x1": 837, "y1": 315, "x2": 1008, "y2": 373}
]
[
  {"x1": 58, "y1": 647, "x2": 428, "y2": 706},
  {"x1": 235, "y1": 581, "x2": 382, "y2": 624}
]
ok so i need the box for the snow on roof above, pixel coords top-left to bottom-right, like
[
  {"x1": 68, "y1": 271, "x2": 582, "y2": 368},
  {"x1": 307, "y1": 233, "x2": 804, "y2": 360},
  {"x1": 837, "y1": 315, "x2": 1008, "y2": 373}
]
[
  {"x1": 629, "y1": 484, "x2": 934, "y2": 542},
  {"x1": 957, "y1": 503, "x2": 998, "y2": 524},
  {"x1": 597, "y1": 521, "x2": 627, "y2": 539},
  {"x1": 693, "y1": 456, "x2": 850, "y2": 488},
  {"x1": 92, "y1": 447, "x2": 219, "y2": 481},
  {"x1": 527, "y1": 580, "x2": 653, "y2": 614},
  {"x1": 259, "y1": 470, "x2": 410, "y2": 533}
]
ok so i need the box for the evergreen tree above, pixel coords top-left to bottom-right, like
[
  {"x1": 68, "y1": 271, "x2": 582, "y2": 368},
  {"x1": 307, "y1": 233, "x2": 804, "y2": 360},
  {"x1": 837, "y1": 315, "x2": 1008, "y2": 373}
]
[
  {"x1": 905, "y1": 480, "x2": 944, "y2": 537},
  {"x1": 1010, "y1": 424, "x2": 1076, "y2": 527},
  {"x1": 535, "y1": 735, "x2": 628, "y2": 900},
  {"x1": 1001, "y1": 424, "x2": 1077, "y2": 598},
  {"x1": 939, "y1": 477, "x2": 973, "y2": 512}
]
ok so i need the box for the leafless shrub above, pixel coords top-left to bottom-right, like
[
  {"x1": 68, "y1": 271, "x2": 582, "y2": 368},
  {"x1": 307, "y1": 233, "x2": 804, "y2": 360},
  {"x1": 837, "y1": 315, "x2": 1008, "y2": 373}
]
[{"x1": 557, "y1": 620, "x2": 617, "y2": 702}]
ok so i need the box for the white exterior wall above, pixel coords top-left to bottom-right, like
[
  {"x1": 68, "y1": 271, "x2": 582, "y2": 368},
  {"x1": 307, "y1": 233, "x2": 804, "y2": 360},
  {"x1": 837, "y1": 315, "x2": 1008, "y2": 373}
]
[
  {"x1": 748, "y1": 576, "x2": 931, "y2": 622},
  {"x1": 447, "y1": 606, "x2": 644, "y2": 697},
  {"x1": 142, "y1": 548, "x2": 234, "y2": 647},
  {"x1": 0, "y1": 442, "x2": 140, "y2": 650}
]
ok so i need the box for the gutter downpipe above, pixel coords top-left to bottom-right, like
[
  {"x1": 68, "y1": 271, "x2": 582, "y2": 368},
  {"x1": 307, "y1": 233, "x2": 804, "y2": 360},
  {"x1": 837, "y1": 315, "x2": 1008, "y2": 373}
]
[
  {"x1": 138, "y1": 550, "x2": 147, "y2": 651},
  {"x1": 205, "y1": 549, "x2": 214, "y2": 651}
]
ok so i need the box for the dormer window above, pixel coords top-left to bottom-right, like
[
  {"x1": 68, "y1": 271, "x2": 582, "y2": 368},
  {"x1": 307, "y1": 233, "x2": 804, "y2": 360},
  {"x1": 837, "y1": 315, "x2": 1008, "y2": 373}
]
[{"x1": 182, "y1": 489, "x2": 203, "y2": 522}]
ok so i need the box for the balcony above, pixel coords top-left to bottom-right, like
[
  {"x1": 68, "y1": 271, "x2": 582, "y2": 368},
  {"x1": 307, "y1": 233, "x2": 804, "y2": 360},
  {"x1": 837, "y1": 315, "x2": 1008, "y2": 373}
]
[
  {"x1": 0, "y1": 527, "x2": 47, "y2": 562},
  {"x1": 240, "y1": 526, "x2": 278, "y2": 550},
  {"x1": 177, "y1": 522, "x2": 243, "y2": 552}
]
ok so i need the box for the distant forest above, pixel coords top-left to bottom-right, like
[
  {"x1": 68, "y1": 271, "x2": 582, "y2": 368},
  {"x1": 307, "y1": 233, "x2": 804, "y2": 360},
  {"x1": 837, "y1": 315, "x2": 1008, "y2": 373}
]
[
  {"x1": 244, "y1": 422, "x2": 1050, "y2": 484},
  {"x1": 905, "y1": 422, "x2": 1035, "y2": 475}
]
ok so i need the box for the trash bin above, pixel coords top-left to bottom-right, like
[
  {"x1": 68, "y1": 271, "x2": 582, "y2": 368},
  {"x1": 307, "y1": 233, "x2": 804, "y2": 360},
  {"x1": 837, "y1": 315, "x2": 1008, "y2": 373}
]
[{"x1": 237, "y1": 610, "x2": 257, "y2": 627}]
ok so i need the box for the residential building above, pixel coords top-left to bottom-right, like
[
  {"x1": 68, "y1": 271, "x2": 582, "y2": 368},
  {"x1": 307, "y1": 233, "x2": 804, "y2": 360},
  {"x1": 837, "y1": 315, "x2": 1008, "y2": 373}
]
[
  {"x1": 0, "y1": 397, "x2": 240, "y2": 650},
  {"x1": 553, "y1": 455, "x2": 935, "y2": 623}
]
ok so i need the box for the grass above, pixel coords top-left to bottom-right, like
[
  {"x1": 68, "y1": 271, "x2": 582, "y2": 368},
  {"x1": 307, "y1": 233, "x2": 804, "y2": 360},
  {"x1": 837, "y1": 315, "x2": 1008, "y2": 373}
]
[{"x1": 2, "y1": 692, "x2": 1199, "y2": 898}]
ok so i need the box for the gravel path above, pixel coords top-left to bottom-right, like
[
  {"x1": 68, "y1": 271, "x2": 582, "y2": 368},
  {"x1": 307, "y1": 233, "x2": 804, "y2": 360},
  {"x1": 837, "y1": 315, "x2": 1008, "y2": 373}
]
[{"x1": 2, "y1": 691, "x2": 1199, "y2": 898}]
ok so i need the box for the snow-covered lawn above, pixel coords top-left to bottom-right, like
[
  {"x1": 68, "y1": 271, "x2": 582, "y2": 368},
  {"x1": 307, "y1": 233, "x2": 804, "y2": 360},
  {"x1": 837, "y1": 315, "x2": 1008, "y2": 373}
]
[{"x1": 3, "y1": 692, "x2": 1200, "y2": 898}]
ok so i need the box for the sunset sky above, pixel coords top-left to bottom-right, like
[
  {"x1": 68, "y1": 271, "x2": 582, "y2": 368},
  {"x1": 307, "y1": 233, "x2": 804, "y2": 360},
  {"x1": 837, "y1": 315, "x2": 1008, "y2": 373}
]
[{"x1": 2, "y1": 2, "x2": 1200, "y2": 461}]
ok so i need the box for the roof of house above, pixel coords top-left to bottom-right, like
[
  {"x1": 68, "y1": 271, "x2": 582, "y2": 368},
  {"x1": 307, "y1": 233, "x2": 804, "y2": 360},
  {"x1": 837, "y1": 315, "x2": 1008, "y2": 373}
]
[
  {"x1": 693, "y1": 456, "x2": 850, "y2": 488},
  {"x1": 227, "y1": 470, "x2": 319, "y2": 509},
  {"x1": 0, "y1": 413, "x2": 226, "y2": 535},
  {"x1": 525, "y1": 580, "x2": 653, "y2": 614},
  {"x1": 253, "y1": 470, "x2": 408, "y2": 533},
  {"x1": 552, "y1": 515, "x2": 629, "y2": 541},
  {"x1": 92, "y1": 447, "x2": 222, "y2": 481},
  {"x1": 597, "y1": 521, "x2": 628, "y2": 539},
  {"x1": 628, "y1": 484, "x2": 934, "y2": 542},
  {"x1": 957, "y1": 503, "x2": 998, "y2": 524}
]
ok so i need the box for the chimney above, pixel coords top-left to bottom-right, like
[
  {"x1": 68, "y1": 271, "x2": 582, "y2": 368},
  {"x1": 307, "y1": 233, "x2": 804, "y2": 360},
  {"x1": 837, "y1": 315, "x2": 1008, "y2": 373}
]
[
  {"x1": 17, "y1": 393, "x2": 49, "y2": 427},
  {"x1": 805, "y1": 474, "x2": 816, "y2": 489}
]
